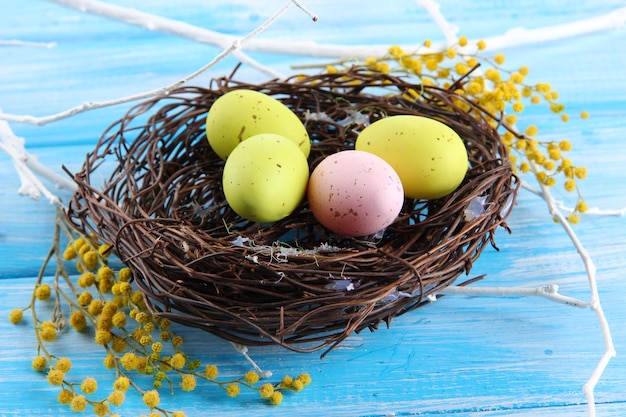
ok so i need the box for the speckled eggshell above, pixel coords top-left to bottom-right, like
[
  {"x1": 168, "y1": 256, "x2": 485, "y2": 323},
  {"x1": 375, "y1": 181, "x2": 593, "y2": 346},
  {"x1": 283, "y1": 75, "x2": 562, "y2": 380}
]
[
  {"x1": 206, "y1": 89, "x2": 310, "y2": 160},
  {"x1": 307, "y1": 150, "x2": 404, "y2": 237},
  {"x1": 355, "y1": 115, "x2": 469, "y2": 200},
  {"x1": 222, "y1": 133, "x2": 309, "y2": 223}
]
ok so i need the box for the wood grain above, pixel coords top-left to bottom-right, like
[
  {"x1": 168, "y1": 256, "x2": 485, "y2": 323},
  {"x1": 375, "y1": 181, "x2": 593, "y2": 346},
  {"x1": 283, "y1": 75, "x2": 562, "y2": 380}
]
[{"x1": 1, "y1": 1, "x2": 625, "y2": 416}]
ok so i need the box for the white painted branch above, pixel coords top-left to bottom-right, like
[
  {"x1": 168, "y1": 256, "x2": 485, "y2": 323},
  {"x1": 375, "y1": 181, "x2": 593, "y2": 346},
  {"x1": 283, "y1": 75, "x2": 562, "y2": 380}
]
[
  {"x1": 0, "y1": 39, "x2": 57, "y2": 48},
  {"x1": 415, "y1": 0, "x2": 459, "y2": 46},
  {"x1": 0, "y1": 119, "x2": 74, "y2": 206},
  {"x1": 3, "y1": 2, "x2": 624, "y2": 126},
  {"x1": 290, "y1": 0, "x2": 319, "y2": 21},
  {"x1": 46, "y1": 0, "x2": 371, "y2": 58},
  {"x1": 47, "y1": 0, "x2": 626, "y2": 58},
  {"x1": 529, "y1": 161, "x2": 616, "y2": 417},
  {"x1": 0, "y1": 0, "x2": 313, "y2": 126},
  {"x1": 24, "y1": 152, "x2": 78, "y2": 195},
  {"x1": 439, "y1": 284, "x2": 589, "y2": 308},
  {"x1": 482, "y1": 6, "x2": 626, "y2": 51},
  {"x1": 231, "y1": 343, "x2": 273, "y2": 379},
  {"x1": 47, "y1": 0, "x2": 291, "y2": 77},
  {"x1": 0, "y1": 3, "x2": 618, "y2": 413},
  {"x1": 521, "y1": 180, "x2": 626, "y2": 217},
  {"x1": 46, "y1": 0, "x2": 626, "y2": 57}
]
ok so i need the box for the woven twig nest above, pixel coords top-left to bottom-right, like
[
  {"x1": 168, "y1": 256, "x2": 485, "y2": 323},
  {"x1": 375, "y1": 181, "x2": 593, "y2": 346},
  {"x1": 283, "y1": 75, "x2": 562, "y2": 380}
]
[{"x1": 66, "y1": 68, "x2": 519, "y2": 355}]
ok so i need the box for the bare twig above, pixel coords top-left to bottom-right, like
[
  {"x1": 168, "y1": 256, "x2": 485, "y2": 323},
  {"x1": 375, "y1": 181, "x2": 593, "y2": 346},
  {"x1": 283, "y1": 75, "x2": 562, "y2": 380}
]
[
  {"x1": 480, "y1": 6, "x2": 626, "y2": 51},
  {"x1": 0, "y1": 1, "x2": 319, "y2": 203},
  {"x1": 521, "y1": 180, "x2": 626, "y2": 216},
  {"x1": 0, "y1": 39, "x2": 57, "y2": 48},
  {"x1": 0, "y1": 0, "x2": 317, "y2": 126},
  {"x1": 439, "y1": 284, "x2": 589, "y2": 308},
  {"x1": 528, "y1": 161, "x2": 616, "y2": 417},
  {"x1": 3, "y1": 3, "x2": 625, "y2": 127},
  {"x1": 290, "y1": 0, "x2": 319, "y2": 21},
  {"x1": 0, "y1": 118, "x2": 76, "y2": 205},
  {"x1": 231, "y1": 343, "x2": 273, "y2": 379},
  {"x1": 415, "y1": 0, "x2": 459, "y2": 45},
  {"x1": 46, "y1": 0, "x2": 303, "y2": 78},
  {"x1": 0, "y1": 2, "x2": 618, "y2": 415}
]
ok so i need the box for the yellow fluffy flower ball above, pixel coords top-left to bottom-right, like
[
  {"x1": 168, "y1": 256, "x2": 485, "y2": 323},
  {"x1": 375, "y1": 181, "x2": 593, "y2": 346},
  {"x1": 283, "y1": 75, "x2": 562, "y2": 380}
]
[
  {"x1": 120, "y1": 352, "x2": 138, "y2": 371},
  {"x1": 39, "y1": 323, "x2": 57, "y2": 342},
  {"x1": 70, "y1": 395, "x2": 87, "y2": 412},
  {"x1": 57, "y1": 389, "x2": 73, "y2": 405},
  {"x1": 259, "y1": 383, "x2": 274, "y2": 399},
  {"x1": 142, "y1": 390, "x2": 160, "y2": 408},
  {"x1": 180, "y1": 375, "x2": 197, "y2": 392},
  {"x1": 9, "y1": 308, "x2": 23, "y2": 325},
  {"x1": 55, "y1": 357, "x2": 72, "y2": 373},
  {"x1": 108, "y1": 390, "x2": 125, "y2": 407},
  {"x1": 269, "y1": 391, "x2": 283, "y2": 406},
  {"x1": 46, "y1": 369, "x2": 65, "y2": 386},
  {"x1": 226, "y1": 384, "x2": 240, "y2": 397},
  {"x1": 31, "y1": 355, "x2": 47, "y2": 372},
  {"x1": 113, "y1": 376, "x2": 130, "y2": 392},
  {"x1": 169, "y1": 353, "x2": 186, "y2": 370},
  {"x1": 204, "y1": 365, "x2": 218, "y2": 379},
  {"x1": 80, "y1": 377, "x2": 98, "y2": 394},
  {"x1": 93, "y1": 402, "x2": 109, "y2": 417},
  {"x1": 244, "y1": 371, "x2": 260, "y2": 384},
  {"x1": 35, "y1": 283, "x2": 51, "y2": 300},
  {"x1": 69, "y1": 311, "x2": 87, "y2": 332},
  {"x1": 94, "y1": 329, "x2": 112, "y2": 346}
]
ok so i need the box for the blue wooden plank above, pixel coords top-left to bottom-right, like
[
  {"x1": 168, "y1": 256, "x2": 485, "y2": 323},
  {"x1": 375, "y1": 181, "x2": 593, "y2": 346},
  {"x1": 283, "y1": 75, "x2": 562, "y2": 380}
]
[
  {"x1": 1, "y1": 1, "x2": 625, "y2": 416},
  {"x1": 2, "y1": 272, "x2": 625, "y2": 416}
]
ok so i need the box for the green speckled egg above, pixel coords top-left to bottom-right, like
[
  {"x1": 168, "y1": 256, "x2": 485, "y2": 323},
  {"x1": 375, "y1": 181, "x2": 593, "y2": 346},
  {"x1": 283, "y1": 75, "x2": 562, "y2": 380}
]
[
  {"x1": 222, "y1": 133, "x2": 309, "y2": 223},
  {"x1": 206, "y1": 89, "x2": 310, "y2": 160}
]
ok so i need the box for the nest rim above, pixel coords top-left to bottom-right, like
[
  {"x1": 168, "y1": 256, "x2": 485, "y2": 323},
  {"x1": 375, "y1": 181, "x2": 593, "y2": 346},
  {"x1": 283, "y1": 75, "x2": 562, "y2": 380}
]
[{"x1": 66, "y1": 67, "x2": 519, "y2": 356}]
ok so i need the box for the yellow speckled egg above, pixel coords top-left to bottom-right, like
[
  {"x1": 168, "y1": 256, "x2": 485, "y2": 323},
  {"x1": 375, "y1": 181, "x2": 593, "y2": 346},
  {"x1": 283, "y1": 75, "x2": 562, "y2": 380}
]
[
  {"x1": 206, "y1": 89, "x2": 310, "y2": 160},
  {"x1": 222, "y1": 133, "x2": 309, "y2": 223},
  {"x1": 355, "y1": 115, "x2": 469, "y2": 200}
]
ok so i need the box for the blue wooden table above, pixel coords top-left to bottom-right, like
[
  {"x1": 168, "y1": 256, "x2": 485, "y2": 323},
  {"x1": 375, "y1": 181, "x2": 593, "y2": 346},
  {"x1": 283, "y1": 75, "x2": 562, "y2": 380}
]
[{"x1": 1, "y1": 1, "x2": 625, "y2": 416}]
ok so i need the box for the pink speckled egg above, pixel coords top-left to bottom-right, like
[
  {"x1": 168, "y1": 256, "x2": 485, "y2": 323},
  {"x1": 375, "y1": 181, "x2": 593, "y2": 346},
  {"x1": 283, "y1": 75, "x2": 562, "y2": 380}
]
[{"x1": 307, "y1": 150, "x2": 404, "y2": 237}]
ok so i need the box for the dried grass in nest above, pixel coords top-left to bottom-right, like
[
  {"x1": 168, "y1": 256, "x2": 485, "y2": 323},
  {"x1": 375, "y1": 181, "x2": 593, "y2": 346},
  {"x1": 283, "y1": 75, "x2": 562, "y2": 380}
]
[{"x1": 65, "y1": 67, "x2": 519, "y2": 356}]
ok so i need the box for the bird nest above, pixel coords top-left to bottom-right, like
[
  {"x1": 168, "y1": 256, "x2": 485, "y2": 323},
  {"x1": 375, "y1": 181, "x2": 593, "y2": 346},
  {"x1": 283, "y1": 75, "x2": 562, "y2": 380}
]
[{"x1": 66, "y1": 68, "x2": 519, "y2": 355}]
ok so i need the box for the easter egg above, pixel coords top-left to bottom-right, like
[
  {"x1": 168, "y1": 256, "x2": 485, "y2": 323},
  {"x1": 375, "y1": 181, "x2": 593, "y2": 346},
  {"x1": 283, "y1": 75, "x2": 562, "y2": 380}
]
[
  {"x1": 355, "y1": 115, "x2": 468, "y2": 200},
  {"x1": 206, "y1": 89, "x2": 310, "y2": 160},
  {"x1": 307, "y1": 150, "x2": 404, "y2": 237},
  {"x1": 222, "y1": 133, "x2": 309, "y2": 223}
]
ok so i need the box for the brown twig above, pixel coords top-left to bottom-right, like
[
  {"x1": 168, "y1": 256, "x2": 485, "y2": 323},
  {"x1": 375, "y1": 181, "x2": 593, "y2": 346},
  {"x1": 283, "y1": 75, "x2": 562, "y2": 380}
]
[{"x1": 66, "y1": 67, "x2": 518, "y2": 355}]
